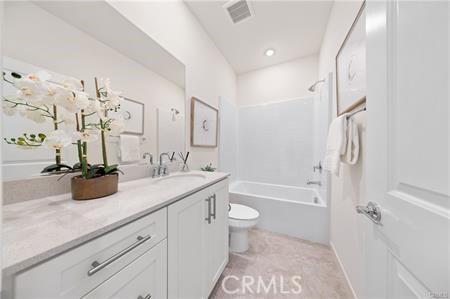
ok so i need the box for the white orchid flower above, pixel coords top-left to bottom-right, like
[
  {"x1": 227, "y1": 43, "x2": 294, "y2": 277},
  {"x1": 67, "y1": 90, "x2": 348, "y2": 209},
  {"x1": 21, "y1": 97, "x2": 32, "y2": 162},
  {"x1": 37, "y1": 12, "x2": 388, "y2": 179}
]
[
  {"x1": 103, "y1": 91, "x2": 122, "y2": 110},
  {"x1": 55, "y1": 88, "x2": 77, "y2": 112},
  {"x1": 100, "y1": 78, "x2": 111, "y2": 93},
  {"x1": 55, "y1": 89, "x2": 89, "y2": 113},
  {"x1": 57, "y1": 107, "x2": 76, "y2": 125},
  {"x1": 19, "y1": 108, "x2": 47, "y2": 123},
  {"x1": 82, "y1": 98, "x2": 101, "y2": 115},
  {"x1": 26, "y1": 71, "x2": 51, "y2": 82},
  {"x1": 15, "y1": 78, "x2": 46, "y2": 104},
  {"x1": 43, "y1": 130, "x2": 72, "y2": 150},
  {"x1": 75, "y1": 91, "x2": 90, "y2": 110},
  {"x1": 107, "y1": 117, "x2": 125, "y2": 136},
  {"x1": 40, "y1": 82, "x2": 64, "y2": 105},
  {"x1": 63, "y1": 77, "x2": 83, "y2": 92},
  {"x1": 72, "y1": 129, "x2": 99, "y2": 143}
]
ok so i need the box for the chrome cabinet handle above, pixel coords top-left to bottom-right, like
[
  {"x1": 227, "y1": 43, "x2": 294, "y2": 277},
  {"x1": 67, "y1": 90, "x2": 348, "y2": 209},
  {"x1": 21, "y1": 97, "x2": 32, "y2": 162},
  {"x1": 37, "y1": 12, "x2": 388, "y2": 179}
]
[
  {"x1": 211, "y1": 194, "x2": 216, "y2": 220},
  {"x1": 356, "y1": 201, "x2": 382, "y2": 225},
  {"x1": 137, "y1": 294, "x2": 152, "y2": 299},
  {"x1": 88, "y1": 235, "x2": 152, "y2": 276},
  {"x1": 205, "y1": 197, "x2": 212, "y2": 224}
]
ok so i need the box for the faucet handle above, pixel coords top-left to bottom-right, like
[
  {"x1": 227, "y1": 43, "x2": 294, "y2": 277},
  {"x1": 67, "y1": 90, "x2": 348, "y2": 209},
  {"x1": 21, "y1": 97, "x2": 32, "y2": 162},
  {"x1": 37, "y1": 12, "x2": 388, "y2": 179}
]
[
  {"x1": 152, "y1": 167, "x2": 158, "y2": 178},
  {"x1": 178, "y1": 152, "x2": 190, "y2": 163},
  {"x1": 313, "y1": 161, "x2": 322, "y2": 173}
]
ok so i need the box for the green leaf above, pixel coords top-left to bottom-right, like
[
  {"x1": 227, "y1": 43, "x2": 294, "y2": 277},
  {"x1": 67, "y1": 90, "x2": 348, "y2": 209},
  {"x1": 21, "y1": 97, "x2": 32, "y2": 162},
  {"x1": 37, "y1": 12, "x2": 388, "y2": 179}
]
[{"x1": 104, "y1": 164, "x2": 119, "y2": 174}]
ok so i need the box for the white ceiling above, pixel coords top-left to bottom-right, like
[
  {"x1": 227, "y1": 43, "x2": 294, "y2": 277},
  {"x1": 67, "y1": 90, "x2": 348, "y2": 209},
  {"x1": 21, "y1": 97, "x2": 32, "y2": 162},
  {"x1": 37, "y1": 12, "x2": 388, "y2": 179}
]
[{"x1": 185, "y1": 0, "x2": 333, "y2": 74}]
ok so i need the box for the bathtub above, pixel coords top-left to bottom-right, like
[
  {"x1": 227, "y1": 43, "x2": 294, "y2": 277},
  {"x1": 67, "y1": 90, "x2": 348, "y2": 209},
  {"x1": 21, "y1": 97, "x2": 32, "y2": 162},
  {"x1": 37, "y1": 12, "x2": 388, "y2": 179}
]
[{"x1": 229, "y1": 181, "x2": 329, "y2": 244}]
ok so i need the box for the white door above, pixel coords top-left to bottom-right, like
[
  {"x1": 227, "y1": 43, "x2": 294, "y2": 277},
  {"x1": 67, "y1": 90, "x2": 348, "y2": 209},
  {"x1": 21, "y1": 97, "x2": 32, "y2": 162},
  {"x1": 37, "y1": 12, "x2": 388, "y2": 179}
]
[
  {"x1": 365, "y1": 1, "x2": 449, "y2": 298},
  {"x1": 205, "y1": 184, "x2": 229, "y2": 295},
  {"x1": 168, "y1": 191, "x2": 207, "y2": 299}
]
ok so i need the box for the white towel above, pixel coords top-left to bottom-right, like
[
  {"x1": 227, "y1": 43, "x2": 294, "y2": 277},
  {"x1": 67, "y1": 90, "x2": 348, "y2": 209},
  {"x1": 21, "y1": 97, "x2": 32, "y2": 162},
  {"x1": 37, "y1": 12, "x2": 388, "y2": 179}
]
[
  {"x1": 120, "y1": 134, "x2": 141, "y2": 162},
  {"x1": 344, "y1": 118, "x2": 360, "y2": 165},
  {"x1": 323, "y1": 114, "x2": 348, "y2": 175}
]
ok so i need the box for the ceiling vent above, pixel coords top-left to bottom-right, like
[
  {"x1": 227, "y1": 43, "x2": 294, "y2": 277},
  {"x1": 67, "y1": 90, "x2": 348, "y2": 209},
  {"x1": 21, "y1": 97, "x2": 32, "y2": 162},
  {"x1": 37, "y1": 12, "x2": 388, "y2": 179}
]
[{"x1": 224, "y1": 0, "x2": 253, "y2": 24}]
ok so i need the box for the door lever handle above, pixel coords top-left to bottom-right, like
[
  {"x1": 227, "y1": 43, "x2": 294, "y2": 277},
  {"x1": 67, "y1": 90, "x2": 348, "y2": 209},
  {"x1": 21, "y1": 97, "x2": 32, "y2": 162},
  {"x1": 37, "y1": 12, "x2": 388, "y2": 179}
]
[{"x1": 356, "y1": 201, "x2": 382, "y2": 225}]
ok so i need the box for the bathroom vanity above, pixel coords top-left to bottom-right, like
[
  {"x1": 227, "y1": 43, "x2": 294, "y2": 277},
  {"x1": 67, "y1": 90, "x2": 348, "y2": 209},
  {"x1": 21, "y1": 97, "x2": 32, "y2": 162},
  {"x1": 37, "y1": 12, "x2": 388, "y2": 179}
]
[{"x1": 1, "y1": 171, "x2": 229, "y2": 299}]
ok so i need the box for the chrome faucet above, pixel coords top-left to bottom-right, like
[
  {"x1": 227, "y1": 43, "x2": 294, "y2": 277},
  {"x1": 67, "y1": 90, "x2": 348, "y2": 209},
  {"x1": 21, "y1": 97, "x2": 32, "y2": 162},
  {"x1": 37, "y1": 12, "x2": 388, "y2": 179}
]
[
  {"x1": 306, "y1": 180, "x2": 321, "y2": 186},
  {"x1": 142, "y1": 152, "x2": 153, "y2": 165},
  {"x1": 313, "y1": 161, "x2": 322, "y2": 173},
  {"x1": 157, "y1": 152, "x2": 171, "y2": 177}
]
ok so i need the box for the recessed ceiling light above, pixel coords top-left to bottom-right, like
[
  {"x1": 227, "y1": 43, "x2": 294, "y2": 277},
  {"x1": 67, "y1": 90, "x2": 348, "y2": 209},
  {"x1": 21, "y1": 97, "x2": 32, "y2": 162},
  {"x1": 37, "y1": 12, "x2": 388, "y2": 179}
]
[{"x1": 265, "y1": 48, "x2": 275, "y2": 57}]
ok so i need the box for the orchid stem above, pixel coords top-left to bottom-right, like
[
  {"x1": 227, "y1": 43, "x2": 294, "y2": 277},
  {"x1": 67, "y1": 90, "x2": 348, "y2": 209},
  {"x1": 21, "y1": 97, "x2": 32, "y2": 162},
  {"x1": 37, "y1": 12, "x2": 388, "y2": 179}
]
[
  {"x1": 95, "y1": 77, "x2": 109, "y2": 169},
  {"x1": 53, "y1": 105, "x2": 61, "y2": 165}
]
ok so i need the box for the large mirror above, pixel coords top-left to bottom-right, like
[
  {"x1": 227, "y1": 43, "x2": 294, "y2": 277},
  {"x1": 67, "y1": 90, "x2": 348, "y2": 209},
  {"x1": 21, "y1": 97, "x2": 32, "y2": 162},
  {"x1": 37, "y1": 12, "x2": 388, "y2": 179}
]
[{"x1": 2, "y1": 1, "x2": 186, "y2": 180}]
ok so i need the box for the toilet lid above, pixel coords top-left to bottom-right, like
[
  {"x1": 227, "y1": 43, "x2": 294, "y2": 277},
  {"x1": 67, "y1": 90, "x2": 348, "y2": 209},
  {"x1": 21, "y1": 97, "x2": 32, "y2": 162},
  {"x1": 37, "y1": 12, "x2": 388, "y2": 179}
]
[{"x1": 229, "y1": 204, "x2": 259, "y2": 220}]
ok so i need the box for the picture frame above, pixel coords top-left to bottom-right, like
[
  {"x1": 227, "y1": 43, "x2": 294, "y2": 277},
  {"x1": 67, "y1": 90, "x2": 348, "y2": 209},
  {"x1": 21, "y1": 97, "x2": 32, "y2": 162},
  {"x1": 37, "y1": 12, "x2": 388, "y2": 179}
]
[
  {"x1": 336, "y1": 1, "x2": 366, "y2": 115},
  {"x1": 109, "y1": 97, "x2": 145, "y2": 135},
  {"x1": 190, "y1": 97, "x2": 218, "y2": 148}
]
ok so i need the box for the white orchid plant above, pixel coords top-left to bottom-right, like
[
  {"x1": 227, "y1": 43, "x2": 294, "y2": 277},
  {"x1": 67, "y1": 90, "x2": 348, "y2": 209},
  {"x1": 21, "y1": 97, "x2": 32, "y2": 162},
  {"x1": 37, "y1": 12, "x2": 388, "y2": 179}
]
[{"x1": 2, "y1": 71, "x2": 125, "y2": 179}]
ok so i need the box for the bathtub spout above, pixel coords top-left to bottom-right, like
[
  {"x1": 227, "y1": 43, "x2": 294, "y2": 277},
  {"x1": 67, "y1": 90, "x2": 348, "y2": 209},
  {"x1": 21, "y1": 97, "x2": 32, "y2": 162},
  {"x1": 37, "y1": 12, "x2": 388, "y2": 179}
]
[{"x1": 306, "y1": 180, "x2": 321, "y2": 186}]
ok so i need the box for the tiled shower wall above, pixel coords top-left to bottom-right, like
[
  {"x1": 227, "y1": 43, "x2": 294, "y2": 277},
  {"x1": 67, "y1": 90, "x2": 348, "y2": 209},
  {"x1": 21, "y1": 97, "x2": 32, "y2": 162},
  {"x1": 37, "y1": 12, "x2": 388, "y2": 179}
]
[{"x1": 237, "y1": 98, "x2": 315, "y2": 187}]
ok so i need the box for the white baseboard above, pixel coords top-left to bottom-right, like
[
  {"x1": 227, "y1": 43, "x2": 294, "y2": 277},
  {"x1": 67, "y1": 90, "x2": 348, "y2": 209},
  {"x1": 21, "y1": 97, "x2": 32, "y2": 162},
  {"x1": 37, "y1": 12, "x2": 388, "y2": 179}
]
[{"x1": 329, "y1": 241, "x2": 358, "y2": 299}]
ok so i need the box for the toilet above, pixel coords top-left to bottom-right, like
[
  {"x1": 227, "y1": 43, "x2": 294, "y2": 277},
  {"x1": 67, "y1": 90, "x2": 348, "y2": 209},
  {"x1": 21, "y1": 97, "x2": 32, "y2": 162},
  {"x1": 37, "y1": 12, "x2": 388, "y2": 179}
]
[{"x1": 228, "y1": 203, "x2": 260, "y2": 253}]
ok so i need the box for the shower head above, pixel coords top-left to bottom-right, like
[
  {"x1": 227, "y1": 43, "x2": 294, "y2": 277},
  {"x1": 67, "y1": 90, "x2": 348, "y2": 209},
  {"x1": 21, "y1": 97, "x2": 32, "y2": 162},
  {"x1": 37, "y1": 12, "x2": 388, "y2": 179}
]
[{"x1": 308, "y1": 79, "x2": 325, "y2": 92}]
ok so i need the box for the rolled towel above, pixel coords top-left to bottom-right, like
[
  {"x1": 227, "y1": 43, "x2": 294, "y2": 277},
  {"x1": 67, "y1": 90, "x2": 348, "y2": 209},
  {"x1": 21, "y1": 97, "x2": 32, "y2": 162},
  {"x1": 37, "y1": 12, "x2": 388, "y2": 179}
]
[
  {"x1": 344, "y1": 117, "x2": 360, "y2": 165},
  {"x1": 323, "y1": 113, "x2": 348, "y2": 175}
]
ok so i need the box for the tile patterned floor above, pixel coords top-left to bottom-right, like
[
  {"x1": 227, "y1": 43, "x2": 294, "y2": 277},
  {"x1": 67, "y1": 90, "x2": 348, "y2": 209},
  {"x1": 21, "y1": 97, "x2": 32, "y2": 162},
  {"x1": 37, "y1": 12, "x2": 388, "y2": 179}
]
[{"x1": 210, "y1": 228, "x2": 353, "y2": 299}]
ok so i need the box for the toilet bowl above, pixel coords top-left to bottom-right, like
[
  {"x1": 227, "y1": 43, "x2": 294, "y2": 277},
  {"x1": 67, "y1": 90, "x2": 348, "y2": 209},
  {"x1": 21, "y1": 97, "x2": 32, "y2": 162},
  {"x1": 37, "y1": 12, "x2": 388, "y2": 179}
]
[{"x1": 229, "y1": 203, "x2": 259, "y2": 253}]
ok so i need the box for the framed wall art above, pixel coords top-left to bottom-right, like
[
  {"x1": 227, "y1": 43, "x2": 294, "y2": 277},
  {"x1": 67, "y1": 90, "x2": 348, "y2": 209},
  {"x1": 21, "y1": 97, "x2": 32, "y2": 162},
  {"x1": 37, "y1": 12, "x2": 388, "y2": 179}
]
[
  {"x1": 336, "y1": 1, "x2": 366, "y2": 115},
  {"x1": 109, "y1": 97, "x2": 145, "y2": 135},
  {"x1": 190, "y1": 97, "x2": 218, "y2": 148}
]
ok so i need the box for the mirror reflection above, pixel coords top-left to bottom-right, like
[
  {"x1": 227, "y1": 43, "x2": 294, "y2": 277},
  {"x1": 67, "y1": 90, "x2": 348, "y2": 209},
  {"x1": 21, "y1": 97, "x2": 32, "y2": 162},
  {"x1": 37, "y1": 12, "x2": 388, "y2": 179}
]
[{"x1": 1, "y1": 1, "x2": 186, "y2": 180}]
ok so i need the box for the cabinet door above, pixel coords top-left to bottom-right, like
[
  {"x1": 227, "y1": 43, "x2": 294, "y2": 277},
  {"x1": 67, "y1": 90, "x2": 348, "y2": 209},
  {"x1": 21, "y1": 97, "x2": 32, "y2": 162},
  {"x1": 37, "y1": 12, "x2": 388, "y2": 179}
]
[
  {"x1": 82, "y1": 240, "x2": 167, "y2": 299},
  {"x1": 168, "y1": 190, "x2": 208, "y2": 299},
  {"x1": 205, "y1": 183, "x2": 229, "y2": 295}
]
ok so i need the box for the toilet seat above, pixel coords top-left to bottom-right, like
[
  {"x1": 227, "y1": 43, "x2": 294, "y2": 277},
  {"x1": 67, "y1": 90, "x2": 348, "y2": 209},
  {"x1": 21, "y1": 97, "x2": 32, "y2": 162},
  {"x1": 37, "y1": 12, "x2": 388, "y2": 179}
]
[{"x1": 229, "y1": 203, "x2": 259, "y2": 221}]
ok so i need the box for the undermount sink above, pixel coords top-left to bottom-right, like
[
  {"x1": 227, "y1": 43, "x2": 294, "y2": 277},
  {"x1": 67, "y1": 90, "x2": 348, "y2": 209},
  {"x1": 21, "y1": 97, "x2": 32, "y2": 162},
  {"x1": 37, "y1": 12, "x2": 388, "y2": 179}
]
[{"x1": 153, "y1": 173, "x2": 207, "y2": 185}]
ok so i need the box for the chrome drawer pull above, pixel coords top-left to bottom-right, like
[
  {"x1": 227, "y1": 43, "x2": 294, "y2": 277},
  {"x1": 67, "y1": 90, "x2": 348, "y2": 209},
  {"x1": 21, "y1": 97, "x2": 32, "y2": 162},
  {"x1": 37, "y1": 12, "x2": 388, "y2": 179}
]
[
  {"x1": 137, "y1": 294, "x2": 152, "y2": 299},
  {"x1": 88, "y1": 235, "x2": 152, "y2": 276},
  {"x1": 205, "y1": 197, "x2": 212, "y2": 224},
  {"x1": 211, "y1": 194, "x2": 217, "y2": 220}
]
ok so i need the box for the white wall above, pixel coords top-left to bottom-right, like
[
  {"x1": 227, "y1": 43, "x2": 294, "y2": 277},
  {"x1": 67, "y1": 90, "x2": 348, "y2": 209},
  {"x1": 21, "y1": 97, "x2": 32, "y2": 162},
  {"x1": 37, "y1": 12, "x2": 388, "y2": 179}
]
[
  {"x1": 318, "y1": 1, "x2": 365, "y2": 298},
  {"x1": 3, "y1": 2, "x2": 185, "y2": 171},
  {"x1": 218, "y1": 97, "x2": 238, "y2": 181},
  {"x1": 109, "y1": 1, "x2": 237, "y2": 170},
  {"x1": 0, "y1": 0, "x2": 4, "y2": 289},
  {"x1": 237, "y1": 55, "x2": 318, "y2": 106}
]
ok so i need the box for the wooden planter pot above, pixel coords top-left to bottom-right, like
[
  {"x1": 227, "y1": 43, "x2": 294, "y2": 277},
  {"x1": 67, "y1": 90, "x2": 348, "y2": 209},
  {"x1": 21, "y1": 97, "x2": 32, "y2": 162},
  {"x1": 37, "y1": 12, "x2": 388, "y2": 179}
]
[{"x1": 71, "y1": 174, "x2": 118, "y2": 200}]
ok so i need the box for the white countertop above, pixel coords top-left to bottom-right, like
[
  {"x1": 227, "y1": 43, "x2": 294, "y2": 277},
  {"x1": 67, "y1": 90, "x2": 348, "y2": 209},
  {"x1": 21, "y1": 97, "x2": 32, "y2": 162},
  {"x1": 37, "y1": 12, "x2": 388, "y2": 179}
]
[{"x1": 2, "y1": 171, "x2": 229, "y2": 276}]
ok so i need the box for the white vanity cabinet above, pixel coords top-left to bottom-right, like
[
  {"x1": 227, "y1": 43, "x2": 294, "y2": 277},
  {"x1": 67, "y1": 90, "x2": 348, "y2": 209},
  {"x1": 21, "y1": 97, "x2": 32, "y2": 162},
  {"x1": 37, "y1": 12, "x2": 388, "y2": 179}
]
[
  {"x1": 8, "y1": 177, "x2": 229, "y2": 299},
  {"x1": 168, "y1": 178, "x2": 229, "y2": 299},
  {"x1": 13, "y1": 208, "x2": 167, "y2": 299}
]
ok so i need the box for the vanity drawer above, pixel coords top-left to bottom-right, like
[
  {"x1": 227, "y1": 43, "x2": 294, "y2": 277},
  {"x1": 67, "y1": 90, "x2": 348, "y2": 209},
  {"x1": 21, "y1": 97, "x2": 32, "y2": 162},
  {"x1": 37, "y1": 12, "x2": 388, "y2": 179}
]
[
  {"x1": 82, "y1": 239, "x2": 167, "y2": 299},
  {"x1": 14, "y1": 208, "x2": 167, "y2": 299}
]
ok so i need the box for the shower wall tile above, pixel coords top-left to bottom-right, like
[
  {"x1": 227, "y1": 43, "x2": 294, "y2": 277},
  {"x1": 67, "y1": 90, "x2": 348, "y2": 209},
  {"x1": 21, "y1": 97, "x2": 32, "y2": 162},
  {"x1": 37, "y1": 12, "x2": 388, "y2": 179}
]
[{"x1": 238, "y1": 98, "x2": 314, "y2": 187}]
